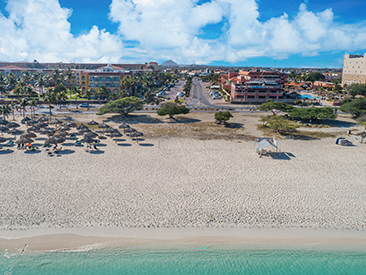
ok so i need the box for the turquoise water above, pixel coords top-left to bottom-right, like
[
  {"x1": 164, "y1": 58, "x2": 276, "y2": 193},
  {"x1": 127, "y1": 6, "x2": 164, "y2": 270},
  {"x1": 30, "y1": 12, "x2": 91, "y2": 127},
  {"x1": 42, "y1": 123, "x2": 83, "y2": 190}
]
[
  {"x1": 300, "y1": 94, "x2": 321, "y2": 99},
  {"x1": 2, "y1": 245, "x2": 366, "y2": 275}
]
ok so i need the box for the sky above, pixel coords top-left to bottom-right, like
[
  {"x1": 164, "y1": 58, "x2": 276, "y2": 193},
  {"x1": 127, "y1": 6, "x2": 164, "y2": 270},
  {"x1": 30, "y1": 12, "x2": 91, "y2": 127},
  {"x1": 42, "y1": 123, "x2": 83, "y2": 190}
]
[{"x1": 0, "y1": 0, "x2": 365, "y2": 68}]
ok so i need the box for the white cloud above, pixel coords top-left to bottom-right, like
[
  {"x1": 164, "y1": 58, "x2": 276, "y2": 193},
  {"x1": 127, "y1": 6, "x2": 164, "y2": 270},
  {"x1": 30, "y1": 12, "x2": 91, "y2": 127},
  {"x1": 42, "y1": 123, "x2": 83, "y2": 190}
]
[
  {"x1": 0, "y1": 0, "x2": 365, "y2": 65},
  {"x1": 0, "y1": 0, "x2": 124, "y2": 62}
]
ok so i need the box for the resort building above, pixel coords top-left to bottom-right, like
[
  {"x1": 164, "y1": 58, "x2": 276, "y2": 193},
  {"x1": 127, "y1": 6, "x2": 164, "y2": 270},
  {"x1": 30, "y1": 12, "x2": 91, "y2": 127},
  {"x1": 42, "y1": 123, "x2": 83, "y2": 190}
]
[
  {"x1": 225, "y1": 69, "x2": 292, "y2": 104},
  {"x1": 79, "y1": 65, "x2": 132, "y2": 95},
  {"x1": 342, "y1": 53, "x2": 366, "y2": 85}
]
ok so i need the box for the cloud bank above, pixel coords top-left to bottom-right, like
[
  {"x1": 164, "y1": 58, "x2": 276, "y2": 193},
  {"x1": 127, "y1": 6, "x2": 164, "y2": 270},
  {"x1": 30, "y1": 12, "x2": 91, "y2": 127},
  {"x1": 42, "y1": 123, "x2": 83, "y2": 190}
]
[{"x1": 0, "y1": 0, "x2": 365, "y2": 64}]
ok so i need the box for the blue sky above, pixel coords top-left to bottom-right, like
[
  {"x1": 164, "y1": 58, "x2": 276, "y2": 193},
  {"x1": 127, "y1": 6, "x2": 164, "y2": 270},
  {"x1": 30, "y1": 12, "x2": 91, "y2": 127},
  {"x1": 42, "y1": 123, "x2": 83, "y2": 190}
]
[{"x1": 0, "y1": 0, "x2": 365, "y2": 67}]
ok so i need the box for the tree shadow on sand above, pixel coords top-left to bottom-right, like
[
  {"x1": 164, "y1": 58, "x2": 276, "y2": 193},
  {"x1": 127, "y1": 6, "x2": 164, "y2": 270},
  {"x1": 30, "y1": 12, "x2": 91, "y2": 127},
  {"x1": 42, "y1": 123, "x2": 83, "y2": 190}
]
[
  {"x1": 104, "y1": 114, "x2": 163, "y2": 124},
  {"x1": 166, "y1": 117, "x2": 201, "y2": 124},
  {"x1": 224, "y1": 123, "x2": 244, "y2": 129}
]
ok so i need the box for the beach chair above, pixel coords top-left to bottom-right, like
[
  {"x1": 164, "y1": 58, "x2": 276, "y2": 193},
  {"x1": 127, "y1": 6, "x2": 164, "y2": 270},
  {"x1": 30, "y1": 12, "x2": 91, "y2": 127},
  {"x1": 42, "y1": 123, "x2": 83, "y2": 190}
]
[
  {"x1": 5, "y1": 140, "x2": 13, "y2": 147},
  {"x1": 69, "y1": 134, "x2": 77, "y2": 140},
  {"x1": 74, "y1": 140, "x2": 82, "y2": 146}
]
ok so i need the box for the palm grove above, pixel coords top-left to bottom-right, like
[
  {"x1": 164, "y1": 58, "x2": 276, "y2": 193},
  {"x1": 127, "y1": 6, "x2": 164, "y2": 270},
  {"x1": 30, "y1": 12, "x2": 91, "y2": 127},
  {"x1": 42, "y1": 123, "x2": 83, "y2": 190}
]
[{"x1": 0, "y1": 69, "x2": 179, "y2": 120}]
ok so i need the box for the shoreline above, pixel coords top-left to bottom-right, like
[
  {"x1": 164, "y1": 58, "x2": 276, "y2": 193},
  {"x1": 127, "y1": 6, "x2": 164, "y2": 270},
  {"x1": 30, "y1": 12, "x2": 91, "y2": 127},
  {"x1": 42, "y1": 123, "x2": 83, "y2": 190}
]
[{"x1": 1, "y1": 227, "x2": 366, "y2": 252}]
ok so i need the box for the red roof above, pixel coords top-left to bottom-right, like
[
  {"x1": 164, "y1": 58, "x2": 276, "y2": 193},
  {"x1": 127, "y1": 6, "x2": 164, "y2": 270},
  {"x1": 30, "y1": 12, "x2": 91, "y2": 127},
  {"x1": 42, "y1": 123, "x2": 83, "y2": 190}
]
[
  {"x1": 0, "y1": 65, "x2": 28, "y2": 70},
  {"x1": 96, "y1": 65, "x2": 125, "y2": 70}
]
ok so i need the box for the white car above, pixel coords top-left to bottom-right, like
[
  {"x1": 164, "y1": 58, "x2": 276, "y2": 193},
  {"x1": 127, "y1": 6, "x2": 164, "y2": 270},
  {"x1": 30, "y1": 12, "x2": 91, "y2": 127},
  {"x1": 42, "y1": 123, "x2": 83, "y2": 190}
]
[
  {"x1": 176, "y1": 92, "x2": 185, "y2": 97},
  {"x1": 212, "y1": 94, "x2": 222, "y2": 99}
]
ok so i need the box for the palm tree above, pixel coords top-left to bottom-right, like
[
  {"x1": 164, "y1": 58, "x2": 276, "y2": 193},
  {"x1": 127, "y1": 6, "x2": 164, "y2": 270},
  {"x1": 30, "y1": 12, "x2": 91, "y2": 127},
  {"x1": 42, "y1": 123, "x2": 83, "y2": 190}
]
[
  {"x1": 1, "y1": 104, "x2": 11, "y2": 120},
  {"x1": 43, "y1": 89, "x2": 57, "y2": 120},
  {"x1": 65, "y1": 68, "x2": 74, "y2": 103},
  {"x1": 29, "y1": 99, "x2": 37, "y2": 118},
  {"x1": 6, "y1": 73, "x2": 17, "y2": 90},
  {"x1": 10, "y1": 102, "x2": 16, "y2": 121},
  {"x1": 19, "y1": 98, "x2": 28, "y2": 118}
]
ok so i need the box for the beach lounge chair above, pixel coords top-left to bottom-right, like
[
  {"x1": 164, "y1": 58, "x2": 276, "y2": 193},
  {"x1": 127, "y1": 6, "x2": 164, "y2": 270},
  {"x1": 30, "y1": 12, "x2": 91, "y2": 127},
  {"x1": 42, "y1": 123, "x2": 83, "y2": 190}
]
[
  {"x1": 17, "y1": 143, "x2": 21, "y2": 149},
  {"x1": 74, "y1": 140, "x2": 82, "y2": 146},
  {"x1": 69, "y1": 134, "x2": 77, "y2": 140},
  {"x1": 4, "y1": 140, "x2": 13, "y2": 147}
]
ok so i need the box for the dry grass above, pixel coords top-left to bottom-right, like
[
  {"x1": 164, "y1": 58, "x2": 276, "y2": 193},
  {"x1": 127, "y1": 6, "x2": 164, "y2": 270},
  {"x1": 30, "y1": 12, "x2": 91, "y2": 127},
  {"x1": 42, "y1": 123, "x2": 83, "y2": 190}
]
[
  {"x1": 256, "y1": 124, "x2": 343, "y2": 140},
  {"x1": 139, "y1": 121, "x2": 254, "y2": 140}
]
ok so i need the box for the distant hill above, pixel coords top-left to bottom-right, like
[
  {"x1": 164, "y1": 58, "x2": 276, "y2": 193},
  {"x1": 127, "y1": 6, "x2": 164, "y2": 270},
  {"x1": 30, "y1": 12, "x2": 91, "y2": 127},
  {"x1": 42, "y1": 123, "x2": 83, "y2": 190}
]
[{"x1": 161, "y1": 60, "x2": 178, "y2": 67}]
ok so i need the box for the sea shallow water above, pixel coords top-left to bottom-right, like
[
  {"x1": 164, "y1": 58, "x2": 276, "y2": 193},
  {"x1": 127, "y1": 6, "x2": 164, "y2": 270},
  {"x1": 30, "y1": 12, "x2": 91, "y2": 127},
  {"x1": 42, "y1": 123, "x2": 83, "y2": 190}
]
[{"x1": 2, "y1": 244, "x2": 366, "y2": 275}]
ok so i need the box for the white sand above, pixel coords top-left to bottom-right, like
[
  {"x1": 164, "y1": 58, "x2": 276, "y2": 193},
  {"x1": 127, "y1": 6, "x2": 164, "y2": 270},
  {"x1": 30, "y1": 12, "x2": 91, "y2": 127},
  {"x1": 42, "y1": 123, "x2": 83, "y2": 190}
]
[{"x1": 1, "y1": 133, "x2": 366, "y2": 233}]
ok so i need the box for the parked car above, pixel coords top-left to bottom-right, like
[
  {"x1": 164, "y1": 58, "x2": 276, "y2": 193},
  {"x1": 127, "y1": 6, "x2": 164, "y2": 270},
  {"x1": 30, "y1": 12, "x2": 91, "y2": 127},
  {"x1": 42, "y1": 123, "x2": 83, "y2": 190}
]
[
  {"x1": 79, "y1": 103, "x2": 89, "y2": 108},
  {"x1": 176, "y1": 92, "x2": 185, "y2": 97},
  {"x1": 210, "y1": 90, "x2": 220, "y2": 96},
  {"x1": 212, "y1": 94, "x2": 222, "y2": 99}
]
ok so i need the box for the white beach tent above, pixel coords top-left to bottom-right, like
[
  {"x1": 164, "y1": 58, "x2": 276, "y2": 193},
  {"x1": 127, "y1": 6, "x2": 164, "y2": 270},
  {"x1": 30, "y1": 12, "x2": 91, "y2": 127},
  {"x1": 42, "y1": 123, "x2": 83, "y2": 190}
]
[{"x1": 255, "y1": 138, "x2": 280, "y2": 157}]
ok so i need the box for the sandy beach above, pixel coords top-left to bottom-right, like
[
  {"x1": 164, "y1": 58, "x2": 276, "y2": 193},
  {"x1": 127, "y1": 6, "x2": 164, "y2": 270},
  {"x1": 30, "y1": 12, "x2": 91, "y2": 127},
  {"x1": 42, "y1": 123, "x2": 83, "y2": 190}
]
[{"x1": 1, "y1": 112, "x2": 366, "y2": 251}]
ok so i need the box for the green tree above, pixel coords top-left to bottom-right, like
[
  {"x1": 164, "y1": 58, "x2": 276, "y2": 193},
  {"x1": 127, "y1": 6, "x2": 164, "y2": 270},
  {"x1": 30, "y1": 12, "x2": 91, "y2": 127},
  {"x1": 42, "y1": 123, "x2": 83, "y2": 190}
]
[
  {"x1": 346, "y1": 84, "x2": 366, "y2": 96},
  {"x1": 19, "y1": 98, "x2": 28, "y2": 118},
  {"x1": 215, "y1": 111, "x2": 233, "y2": 124},
  {"x1": 261, "y1": 115, "x2": 299, "y2": 134},
  {"x1": 257, "y1": 100, "x2": 295, "y2": 115},
  {"x1": 340, "y1": 98, "x2": 366, "y2": 118},
  {"x1": 305, "y1": 72, "x2": 325, "y2": 84},
  {"x1": 97, "y1": 96, "x2": 144, "y2": 116},
  {"x1": 43, "y1": 89, "x2": 57, "y2": 120},
  {"x1": 157, "y1": 103, "x2": 189, "y2": 119},
  {"x1": 356, "y1": 116, "x2": 366, "y2": 130},
  {"x1": 288, "y1": 107, "x2": 337, "y2": 121},
  {"x1": 0, "y1": 104, "x2": 11, "y2": 120}
]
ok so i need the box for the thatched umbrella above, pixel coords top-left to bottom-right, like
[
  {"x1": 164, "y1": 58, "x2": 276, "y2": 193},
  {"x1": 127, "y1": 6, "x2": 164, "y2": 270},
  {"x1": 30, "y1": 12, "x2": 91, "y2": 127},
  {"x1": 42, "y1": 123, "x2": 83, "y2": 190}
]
[
  {"x1": 21, "y1": 117, "x2": 32, "y2": 123},
  {"x1": 110, "y1": 131, "x2": 122, "y2": 143},
  {"x1": 77, "y1": 123, "x2": 88, "y2": 130},
  {"x1": 0, "y1": 137, "x2": 7, "y2": 143},
  {"x1": 118, "y1": 123, "x2": 130, "y2": 129},
  {"x1": 0, "y1": 119, "x2": 8, "y2": 125},
  {"x1": 124, "y1": 127, "x2": 136, "y2": 134},
  {"x1": 21, "y1": 132, "x2": 37, "y2": 139},
  {"x1": 84, "y1": 131, "x2": 99, "y2": 138},
  {"x1": 98, "y1": 123, "x2": 110, "y2": 132},
  {"x1": 78, "y1": 127, "x2": 91, "y2": 134},
  {"x1": 25, "y1": 119, "x2": 37, "y2": 126},
  {"x1": 42, "y1": 128, "x2": 56, "y2": 136},
  {"x1": 63, "y1": 121, "x2": 77, "y2": 128},
  {"x1": 46, "y1": 136, "x2": 66, "y2": 145},
  {"x1": 50, "y1": 118, "x2": 63, "y2": 125},
  {"x1": 0, "y1": 126, "x2": 8, "y2": 136},
  {"x1": 35, "y1": 122, "x2": 49, "y2": 128},
  {"x1": 16, "y1": 136, "x2": 34, "y2": 144},
  {"x1": 27, "y1": 126, "x2": 39, "y2": 133},
  {"x1": 37, "y1": 117, "x2": 49, "y2": 122},
  {"x1": 130, "y1": 132, "x2": 143, "y2": 143},
  {"x1": 6, "y1": 122, "x2": 20, "y2": 128},
  {"x1": 106, "y1": 128, "x2": 118, "y2": 134},
  {"x1": 8, "y1": 128, "x2": 23, "y2": 139},
  {"x1": 56, "y1": 125, "x2": 70, "y2": 131},
  {"x1": 87, "y1": 120, "x2": 99, "y2": 126},
  {"x1": 81, "y1": 136, "x2": 96, "y2": 144},
  {"x1": 54, "y1": 130, "x2": 69, "y2": 137}
]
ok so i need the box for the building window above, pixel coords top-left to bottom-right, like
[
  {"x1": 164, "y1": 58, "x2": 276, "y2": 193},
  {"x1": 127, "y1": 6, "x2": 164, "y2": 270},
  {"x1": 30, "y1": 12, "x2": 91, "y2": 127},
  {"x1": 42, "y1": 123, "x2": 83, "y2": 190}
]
[
  {"x1": 258, "y1": 96, "x2": 266, "y2": 99},
  {"x1": 248, "y1": 96, "x2": 255, "y2": 99},
  {"x1": 98, "y1": 76, "x2": 104, "y2": 81},
  {"x1": 113, "y1": 77, "x2": 119, "y2": 81},
  {"x1": 106, "y1": 76, "x2": 112, "y2": 81}
]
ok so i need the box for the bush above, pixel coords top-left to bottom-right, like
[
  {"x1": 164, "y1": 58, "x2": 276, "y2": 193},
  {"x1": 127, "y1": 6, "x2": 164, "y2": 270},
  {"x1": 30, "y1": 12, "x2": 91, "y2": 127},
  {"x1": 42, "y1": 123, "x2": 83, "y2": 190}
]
[
  {"x1": 97, "y1": 96, "x2": 144, "y2": 116},
  {"x1": 157, "y1": 103, "x2": 189, "y2": 119},
  {"x1": 215, "y1": 111, "x2": 233, "y2": 124}
]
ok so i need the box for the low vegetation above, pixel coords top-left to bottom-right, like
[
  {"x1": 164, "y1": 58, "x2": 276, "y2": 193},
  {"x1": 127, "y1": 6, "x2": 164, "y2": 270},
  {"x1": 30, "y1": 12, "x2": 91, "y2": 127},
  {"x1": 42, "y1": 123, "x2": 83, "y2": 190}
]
[
  {"x1": 97, "y1": 97, "x2": 144, "y2": 116},
  {"x1": 157, "y1": 103, "x2": 189, "y2": 119}
]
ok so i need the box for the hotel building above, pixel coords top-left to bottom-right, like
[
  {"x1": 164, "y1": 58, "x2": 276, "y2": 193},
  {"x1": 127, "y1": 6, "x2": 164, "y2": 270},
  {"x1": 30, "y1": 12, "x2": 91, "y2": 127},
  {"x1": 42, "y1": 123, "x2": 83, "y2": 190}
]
[{"x1": 342, "y1": 53, "x2": 366, "y2": 85}]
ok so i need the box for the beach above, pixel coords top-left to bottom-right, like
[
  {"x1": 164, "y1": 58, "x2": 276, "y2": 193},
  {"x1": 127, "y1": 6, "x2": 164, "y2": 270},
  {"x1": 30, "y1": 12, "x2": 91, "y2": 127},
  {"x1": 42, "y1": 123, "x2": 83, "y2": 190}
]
[{"x1": 1, "y1": 112, "x2": 366, "y2": 252}]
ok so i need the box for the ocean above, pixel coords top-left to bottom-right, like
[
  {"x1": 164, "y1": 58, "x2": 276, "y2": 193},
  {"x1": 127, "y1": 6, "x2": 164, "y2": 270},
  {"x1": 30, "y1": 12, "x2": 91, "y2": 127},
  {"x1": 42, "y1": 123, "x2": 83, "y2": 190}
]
[{"x1": 2, "y1": 245, "x2": 366, "y2": 275}]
